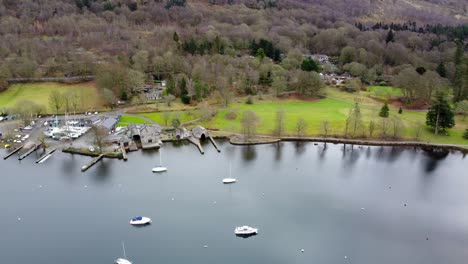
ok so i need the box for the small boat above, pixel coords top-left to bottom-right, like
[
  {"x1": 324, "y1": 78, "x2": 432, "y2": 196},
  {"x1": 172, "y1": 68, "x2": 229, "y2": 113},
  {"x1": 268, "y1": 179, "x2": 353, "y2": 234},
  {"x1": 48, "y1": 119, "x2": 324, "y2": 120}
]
[
  {"x1": 152, "y1": 149, "x2": 167, "y2": 173},
  {"x1": 234, "y1": 226, "x2": 258, "y2": 237},
  {"x1": 222, "y1": 163, "x2": 237, "y2": 184},
  {"x1": 115, "y1": 242, "x2": 132, "y2": 264},
  {"x1": 129, "y1": 216, "x2": 152, "y2": 225}
]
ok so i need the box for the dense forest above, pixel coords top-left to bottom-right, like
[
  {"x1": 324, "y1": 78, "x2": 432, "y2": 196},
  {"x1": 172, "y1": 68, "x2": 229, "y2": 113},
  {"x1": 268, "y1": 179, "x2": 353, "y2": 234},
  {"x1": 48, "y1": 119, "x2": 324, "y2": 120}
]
[{"x1": 0, "y1": 0, "x2": 467, "y2": 104}]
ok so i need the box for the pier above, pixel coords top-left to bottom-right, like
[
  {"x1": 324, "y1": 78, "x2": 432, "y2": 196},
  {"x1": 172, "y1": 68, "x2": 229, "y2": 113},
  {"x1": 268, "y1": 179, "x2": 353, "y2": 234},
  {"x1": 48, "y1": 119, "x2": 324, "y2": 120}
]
[
  {"x1": 3, "y1": 145, "x2": 24, "y2": 160},
  {"x1": 18, "y1": 144, "x2": 42, "y2": 160},
  {"x1": 120, "y1": 143, "x2": 128, "y2": 161},
  {"x1": 188, "y1": 136, "x2": 204, "y2": 154},
  {"x1": 36, "y1": 148, "x2": 57, "y2": 163},
  {"x1": 81, "y1": 154, "x2": 104, "y2": 172},
  {"x1": 209, "y1": 136, "x2": 221, "y2": 152}
]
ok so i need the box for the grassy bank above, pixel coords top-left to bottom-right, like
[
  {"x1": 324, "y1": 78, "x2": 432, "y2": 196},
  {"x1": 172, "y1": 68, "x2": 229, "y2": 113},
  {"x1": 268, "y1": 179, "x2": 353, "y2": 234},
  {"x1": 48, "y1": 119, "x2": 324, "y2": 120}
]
[
  {"x1": 201, "y1": 98, "x2": 467, "y2": 145},
  {"x1": 0, "y1": 82, "x2": 103, "y2": 113}
]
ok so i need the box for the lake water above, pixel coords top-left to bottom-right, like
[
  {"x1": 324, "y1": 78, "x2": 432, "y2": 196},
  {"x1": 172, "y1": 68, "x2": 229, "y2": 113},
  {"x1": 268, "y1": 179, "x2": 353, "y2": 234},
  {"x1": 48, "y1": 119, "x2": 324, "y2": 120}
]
[{"x1": 1, "y1": 141, "x2": 467, "y2": 264}]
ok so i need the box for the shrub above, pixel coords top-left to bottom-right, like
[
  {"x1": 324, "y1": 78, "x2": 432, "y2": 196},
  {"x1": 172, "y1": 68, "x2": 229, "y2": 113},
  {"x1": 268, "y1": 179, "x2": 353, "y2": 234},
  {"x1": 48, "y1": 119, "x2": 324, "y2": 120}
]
[
  {"x1": 398, "y1": 107, "x2": 402, "y2": 114},
  {"x1": 225, "y1": 110, "x2": 238, "y2": 120},
  {"x1": 463, "y1": 129, "x2": 468, "y2": 139},
  {"x1": 246, "y1": 96, "x2": 254, "y2": 104}
]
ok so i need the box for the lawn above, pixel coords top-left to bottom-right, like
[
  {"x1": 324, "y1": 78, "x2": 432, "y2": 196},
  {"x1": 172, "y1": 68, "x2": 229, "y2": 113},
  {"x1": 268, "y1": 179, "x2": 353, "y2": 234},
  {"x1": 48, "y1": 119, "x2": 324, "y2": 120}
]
[
  {"x1": 201, "y1": 98, "x2": 468, "y2": 145},
  {"x1": 367, "y1": 86, "x2": 403, "y2": 99},
  {"x1": 118, "y1": 111, "x2": 198, "y2": 127},
  {"x1": 0, "y1": 82, "x2": 103, "y2": 113},
  {"x1": 117, "y1": 116, "x2": 148, "y2": 127}
]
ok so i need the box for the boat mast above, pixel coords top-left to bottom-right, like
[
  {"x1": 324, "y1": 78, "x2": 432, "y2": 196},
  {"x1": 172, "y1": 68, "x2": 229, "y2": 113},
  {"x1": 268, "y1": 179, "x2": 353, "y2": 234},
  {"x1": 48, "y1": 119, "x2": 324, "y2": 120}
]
[
  {"x1": 122, "y1": 241, "x2": 127, "y2": 259},
  {"x1": 159, "y1": 148, "x2": 162, "y2": 166},
  {"x1": 229, "y1": 162, "x2": 232, "y2": 178}
]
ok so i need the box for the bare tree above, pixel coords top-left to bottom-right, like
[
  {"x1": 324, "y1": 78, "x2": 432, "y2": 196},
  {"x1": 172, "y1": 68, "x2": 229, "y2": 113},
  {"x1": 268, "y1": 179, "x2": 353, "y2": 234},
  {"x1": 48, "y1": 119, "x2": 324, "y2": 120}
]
[
  {"x1": 296, "y1": 118, "x2": 308, "y2": 137},
  {"x1": 90, "y1": 125, "x2": 107, "y2": 154},
  {"x1": 368, "y1": 120, "x2": 376, "y2": 138},
  {"x1": 241, "y1": 110, "x2": 260, "y2": 140},
  {"x1": 273, "y1": 108, "x2": 285, "y2": 136},
  {"x1": 49, "y1": 90, "x2": 64, "y2": 114},
  {"x1": 320, "y1": 120, "x2": 330, "y2": 137},
  {"x1": 162, "y1": 112, "x2": 171, "y2": 126}
]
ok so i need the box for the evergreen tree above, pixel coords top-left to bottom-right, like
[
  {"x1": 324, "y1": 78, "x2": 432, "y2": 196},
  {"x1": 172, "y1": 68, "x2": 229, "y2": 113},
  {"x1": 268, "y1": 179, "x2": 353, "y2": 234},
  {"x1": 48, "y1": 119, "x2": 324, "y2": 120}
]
[
  {"x1": 398, "y1": 107, "x2": 403, "y2": 114},
  {"x1": 256, "y1": 48, "x2": 265, "y2": 61},
  {"x1": 301, "y1": 58, "x2": 320, "y2": 72},
  {"x1": 463, "y1": 129, "x2": 468, "y2": 140},
  {"x1": 436, "y1": 63, "x2": 447, "y2": 78},
  {"x1": 385, "y1": 29, "x2": 395, "y2": 44},
  {"x1": 426, "y1": 92, "x2": 455, "y2": 135},
  {"x1": 379, "y1": 102, "x2": 390, "y2": 117},
  {"x1": 173, "y1": 32, "x2": 180, "y2": 43}
]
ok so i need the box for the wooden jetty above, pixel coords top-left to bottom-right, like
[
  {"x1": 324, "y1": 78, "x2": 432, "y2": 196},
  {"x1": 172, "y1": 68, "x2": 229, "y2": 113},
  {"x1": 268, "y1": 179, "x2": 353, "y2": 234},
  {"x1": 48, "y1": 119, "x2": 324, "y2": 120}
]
[
  {"x1": 18, "y1": 144, "x2": 42, "y2": 160},
  {"x1": 36, "y1": 148, "x2": 57, "y2": 163},
  {"x1": 81, "y1": 154, "x2": 104, "y2": 172},
  {"x1": 120, "y1": 143, "x2": 128, "y2": 161},
  {"x1": 209, "y1": 136, "x2": 221, "y2": 152},
  {"x1": 188, "y1": 136, "x2": 204, "y2": 154},
  {"x1": 3, "y1": 145, "x2": 24, "y2": 160}
]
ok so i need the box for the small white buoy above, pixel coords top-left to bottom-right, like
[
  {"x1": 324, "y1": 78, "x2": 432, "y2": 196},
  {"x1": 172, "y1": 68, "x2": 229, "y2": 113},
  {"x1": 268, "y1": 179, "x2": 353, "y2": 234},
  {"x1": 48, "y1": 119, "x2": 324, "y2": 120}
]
[
  {"x1": 17, "y1": 217, "x2": 21, "y2": 221},
  {"x1": 38, "y1": 185, "x2": 42, "y2": 188},
  {"x1": 344, "y1": 256, "x2": 348, "y2": 259},
  {"x1": 301, "y1": 249, "x2": 304, "y2": 252},
  {"x1": 361, "y1": 207, "x2": 365, "y2": 210},
  {"x1": 213, "y1": 201, "x2": 217, "y2": 204},
  {"x1": 84, "y1": 185, "x2": 87, "y2": 188},
  {"x1": 203, "y1": 245, "x2": 208, "y2": 248},
  {"x1": 171, "y1": 198, "x2": 175, "y2": 201}
]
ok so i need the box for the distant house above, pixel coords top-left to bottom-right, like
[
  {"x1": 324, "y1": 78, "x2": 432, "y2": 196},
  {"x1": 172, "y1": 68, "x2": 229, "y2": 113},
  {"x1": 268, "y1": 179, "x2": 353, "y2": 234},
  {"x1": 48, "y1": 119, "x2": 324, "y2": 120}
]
[{"x1": 304, "y1": 54, "x2": 329, "y2": 63}]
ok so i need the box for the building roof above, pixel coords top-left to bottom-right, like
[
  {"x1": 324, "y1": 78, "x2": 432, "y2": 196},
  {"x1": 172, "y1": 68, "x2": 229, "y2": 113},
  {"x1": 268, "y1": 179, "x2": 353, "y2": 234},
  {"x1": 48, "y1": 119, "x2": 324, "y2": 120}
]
[{"x1": 101, "y1": 117, "x2": 119, "y2": 130}]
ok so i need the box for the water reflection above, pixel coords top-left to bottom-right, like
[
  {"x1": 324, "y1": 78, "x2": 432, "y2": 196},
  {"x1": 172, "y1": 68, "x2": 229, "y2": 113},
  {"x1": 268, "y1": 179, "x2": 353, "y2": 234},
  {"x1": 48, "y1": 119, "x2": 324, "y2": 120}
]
[
  {"x1": 92, "y1": 159, "x2": 111, "y2": 182},
  {"x1": 422, "y1": 149, "x2": 449, "y2": 173},
  {"x1": 273, "y1": 142, "x2": 282, "y2": 161},
  {"x1": 341, "y1": 144, "x2": 360, "y2": 170},
  {"x1": 241, "y1": 146, "x2": 257, "y2": 162},
  {"x1": 294, "y1": 142, "x2": 306, "y2": 156}
]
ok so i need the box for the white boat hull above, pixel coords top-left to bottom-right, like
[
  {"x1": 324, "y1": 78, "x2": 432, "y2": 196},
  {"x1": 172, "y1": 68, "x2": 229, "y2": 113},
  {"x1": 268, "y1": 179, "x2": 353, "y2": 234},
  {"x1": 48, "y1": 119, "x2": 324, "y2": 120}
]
[
  {"x1": 130, "y1": 217, "x2": 152, "y2": 225},
  {"x1": 115, "y1": 258, "x2": 132, "y2": 264},
  {"x1": 234, "y1": 226, "x2": 258, "y2": 235},
  {"x1": 223, "y1": 178, "x2": 237, "y2": 184},
  {"x1": 152, "y1": 166, "x2": 167, "y2": 172}
]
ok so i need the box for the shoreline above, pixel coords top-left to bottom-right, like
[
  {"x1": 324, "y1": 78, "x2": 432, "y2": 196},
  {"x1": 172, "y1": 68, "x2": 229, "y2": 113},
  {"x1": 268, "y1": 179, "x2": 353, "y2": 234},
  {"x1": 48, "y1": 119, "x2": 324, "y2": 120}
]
[{"x1": 214, "y1": 133, "x2": 468, "y2": 154}]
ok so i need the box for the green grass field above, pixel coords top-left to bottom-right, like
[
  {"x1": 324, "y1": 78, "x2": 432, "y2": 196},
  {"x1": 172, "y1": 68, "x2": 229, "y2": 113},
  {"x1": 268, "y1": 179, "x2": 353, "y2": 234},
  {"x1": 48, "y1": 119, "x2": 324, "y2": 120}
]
[
  {"x1": 367, "y1": 86, "x2": 403, "y2": 99},
  {"x1": 0, "y1": 82, "x2": 103, "y2": 113},
  {"x1": 118, "y1": 111, "x2": 198, "y2": 127},
  {"x1": 201, "y1": 98, "x2": 468, "y2": 145}
]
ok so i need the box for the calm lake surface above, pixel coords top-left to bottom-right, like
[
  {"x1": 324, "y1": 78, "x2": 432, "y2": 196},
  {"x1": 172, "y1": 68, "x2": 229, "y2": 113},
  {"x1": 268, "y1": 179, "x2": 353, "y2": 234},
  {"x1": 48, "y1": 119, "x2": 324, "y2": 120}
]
[{"x1": 1, "y1": 141, "x2": 467, "y2": 264}]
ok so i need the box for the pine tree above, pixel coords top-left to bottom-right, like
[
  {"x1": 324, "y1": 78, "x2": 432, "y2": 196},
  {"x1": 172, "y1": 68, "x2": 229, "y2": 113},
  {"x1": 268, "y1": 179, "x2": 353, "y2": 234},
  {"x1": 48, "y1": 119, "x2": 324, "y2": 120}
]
[
  {"x1": 436, "y1": 63, "x2": 447, "y2": 78},
  {"x1": 398, "y1": 107, "x2": 403, "y2": 114},
  {"x1": 379, "y1": 102, "x2": 390, "y2": 117},
  {"x1": 385, "y1": 29, "x2": 395, "y2": 44},
  {"x1": 463, "y1": 129, "x2": 468, "y2": 139},
  {"x1": 426, "y1": 92, "x2": 455, "y2": 135}
]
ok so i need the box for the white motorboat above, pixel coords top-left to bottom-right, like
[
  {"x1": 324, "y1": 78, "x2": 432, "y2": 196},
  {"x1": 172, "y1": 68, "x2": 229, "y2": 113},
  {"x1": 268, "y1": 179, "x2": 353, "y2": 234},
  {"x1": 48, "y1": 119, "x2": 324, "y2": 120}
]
[
  {"x1": 222, "y1": 163, "x2": 237, "y2": 184},
  {"x1": 152, "y1": 149, "x2": 167, "y2": 173},
  {"x1": 115, "y1": 258, "x2": 132, "y2": 264},
  {"x1": 234, "y1": 226, "x2": 258, "y2": 236},
  {"x1": 129, "y1": 216, "x2": 152, "y2": 225},
  {"x1": 115, "y1": 242, "x2": 132, "y2": 264}
]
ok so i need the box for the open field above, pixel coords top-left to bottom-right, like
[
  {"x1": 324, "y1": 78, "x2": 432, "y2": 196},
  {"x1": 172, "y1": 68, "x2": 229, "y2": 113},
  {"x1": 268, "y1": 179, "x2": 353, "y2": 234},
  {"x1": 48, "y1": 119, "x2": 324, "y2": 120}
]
[
  {"x1": 0, "y1": 82, "x2": 103, "y2": 113},
  {"x1": 201, "y1": 97, "x2": 468, "y2": 145}
]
